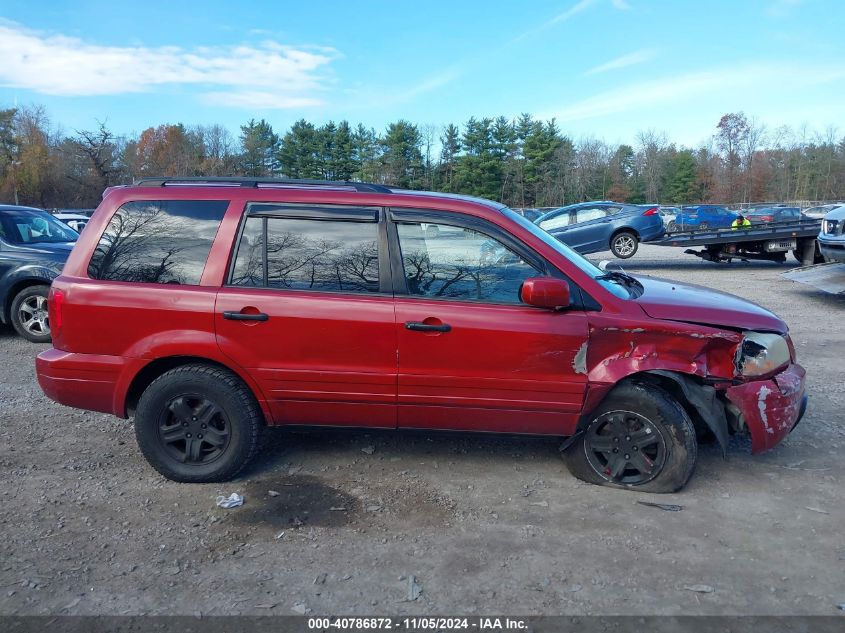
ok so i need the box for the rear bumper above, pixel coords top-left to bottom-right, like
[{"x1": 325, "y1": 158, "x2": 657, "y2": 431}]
[
  {"x1": 639, "y1": 223, "x2": 665, "y2": 242},
  {"x1": 36, "y1": 348, "x2": 130, "y2": 416},
  {"x1": 725, "y1": 363, "x2": 806, "y2": 454}
]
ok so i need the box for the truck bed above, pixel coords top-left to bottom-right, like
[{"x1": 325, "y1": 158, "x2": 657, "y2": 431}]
[{"x1": 651, "y1": 219, "x2": 821, "y2": 247}]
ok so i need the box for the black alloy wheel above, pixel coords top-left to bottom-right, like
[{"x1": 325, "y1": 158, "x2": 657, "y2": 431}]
[
  {"x1": 583, "y1": 411, "x2": 666, "y2": 485},
  {"x1": 158, "y1": 395, "x2": 231, "y2": 464},
  {"x1": 561, "y1": 380, "x2": 697, "y2": 492},
  {"x1": 134, "y1": 364, "x2": 264, "y2": 482}
]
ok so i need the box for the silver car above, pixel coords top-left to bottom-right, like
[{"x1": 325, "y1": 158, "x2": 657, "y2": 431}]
[
  {"x1": 804, "y1": 203, "x2": 843, "y2": 220},
  {"x1": 818, "y1": 206, "x2": 845, "y2": 263}
]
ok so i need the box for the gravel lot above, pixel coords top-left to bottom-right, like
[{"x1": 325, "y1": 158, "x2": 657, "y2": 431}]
[{"x1": 1, "y1": 244, "x2": 843, "y2": 616}]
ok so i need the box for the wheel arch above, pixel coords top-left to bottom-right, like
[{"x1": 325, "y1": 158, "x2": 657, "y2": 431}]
[
  {"x1": 610, "y1": 226, "x2": 640, "y2": 242},
  {"x1": 122, "y1": 355, "x2": 272, "y2": 424},
  {"x1": 570, "y1": 370, "x2": 729, "y2": 457}
]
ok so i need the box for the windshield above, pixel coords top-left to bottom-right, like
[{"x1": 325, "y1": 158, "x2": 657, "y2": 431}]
[
  {"x1": 502, "y1": 208, "x2": 631, "y2": 299},
  {"x1": 0, "y1": 210, "x2": 78, "y2": 244}
]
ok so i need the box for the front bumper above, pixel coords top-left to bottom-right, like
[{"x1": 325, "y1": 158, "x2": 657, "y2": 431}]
[
  {"x1": 818, "y1": 238, "x2": 845, "y2": 264},
  {"x1": 725, "y1": 363, "x2": 806, "y2": 454}
]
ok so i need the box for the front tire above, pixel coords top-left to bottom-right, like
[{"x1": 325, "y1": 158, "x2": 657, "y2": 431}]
[
  {"x1": 610, "y1": 231, "x2": 638, "y2": 259},
  {"x1": 10, "y1": 285, "x2": 51, "y2": 343},
  {"x1": 134, "y1": 364, "x2": 264, "y2": 482},
  {"x1": 562, "y1": 381, "x2": 697, "y2": 493}
]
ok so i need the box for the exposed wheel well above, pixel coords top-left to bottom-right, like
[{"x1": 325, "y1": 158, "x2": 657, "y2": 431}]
[
  {"x1": 576, "y1": 371, "x2": 727, "y2": 453},
  {"x1": 3, "y1": 280, "x2": 50, "y2": 323},
  {"x1": 630, "y1": 372, "x2": 713, "y2": 438},
  {"x1": 125, "y1": 356, "x2": 258, "y2": 417}
]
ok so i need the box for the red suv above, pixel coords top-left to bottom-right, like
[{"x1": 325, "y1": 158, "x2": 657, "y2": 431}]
[{"x1": 36, "y1": 178, "x2": 807, "y2": 492}]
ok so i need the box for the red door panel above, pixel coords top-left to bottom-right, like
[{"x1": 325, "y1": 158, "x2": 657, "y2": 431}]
[
  {"x1": 216, "y1": 288, "x2": 397, "y2": 427},
  {"x1": 395, "y1": 299, "x2": 589, "y2": 434}
]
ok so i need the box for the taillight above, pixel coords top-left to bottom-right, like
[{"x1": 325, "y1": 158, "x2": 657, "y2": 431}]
[
  {"x1": 761, "y1": 215, "x2": 773, "y2": 221},
  {"x1": 642, "y1": 207, "x2": 658, "y2": 216},
  {"x1": 49, "y1": 288, "x2": 64, "y2": 338}
]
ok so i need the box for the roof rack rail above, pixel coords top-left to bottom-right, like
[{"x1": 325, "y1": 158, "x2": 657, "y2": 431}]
[{"x1": 133, "y1": 177, "x2": 393, "y2": 194}]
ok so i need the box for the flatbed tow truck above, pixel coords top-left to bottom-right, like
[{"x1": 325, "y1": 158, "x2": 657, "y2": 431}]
[
  {"x1": 650, "y1": 219, "x2": 824, "y2": 265},
  {"x1": 649, "y1": 219, "x2": 845, "y2": 294}
]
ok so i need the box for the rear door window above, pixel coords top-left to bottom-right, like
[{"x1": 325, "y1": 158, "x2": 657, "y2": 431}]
[
  {"x1": 537, "y1": 209, "x2": 573, "y2": 231},
  {"x1": 87, "y1": 200, "x2": 228, "y2": 284},
  {"x1": 573, "y1": 207, "x2": 608, "y2": 223},
  {"x1": 229, "y1": 207, "x2": 380, "y2": 294}
]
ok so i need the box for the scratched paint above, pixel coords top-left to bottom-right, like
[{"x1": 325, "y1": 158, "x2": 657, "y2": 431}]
[
  {"x1": 725, "y1": 364, "x2": 806, "y2": 453},
  {"x1": 757, "y1": 384, "x2": 772, "y2": 433},
  {"x1": 572, "y1": 341, "x2": 588, "y2": 375}
]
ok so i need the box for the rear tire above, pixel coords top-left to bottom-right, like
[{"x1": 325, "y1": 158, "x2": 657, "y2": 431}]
[
  {"x1": 10, "y1": 285, "x2": 51, "y2": 343},
  {"x1": 562, "y1": 381, "x2": 697, "y2": 493},
  {"x1": 610, "y1": 231, "x2": 638, "y2": 259},
  {"x1": 667, "y1": 221, "x2": 677, "y2": 232},
  {"x1": 134, "y1": 364, "x2": 264, "y2": 482}
]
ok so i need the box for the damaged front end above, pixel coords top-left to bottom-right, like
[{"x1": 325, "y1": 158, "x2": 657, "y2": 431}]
[
  {"x1": 725, "y1": 362, "x2": 807, "y2": 453},
  {"x1": 583, "y1": 316, "x2": 808, "y2": 455},
  {"x1": 725, "y1": 330, "x2": 808, "y2": 453}
]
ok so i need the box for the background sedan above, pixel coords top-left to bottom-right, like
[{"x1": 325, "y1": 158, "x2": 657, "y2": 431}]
[
  {"x1": 745, "y1": 206, "x2": 802, "y2": 225},
  {"x1": 535, "y1": 201, "x2": 664, "y2": 258}
]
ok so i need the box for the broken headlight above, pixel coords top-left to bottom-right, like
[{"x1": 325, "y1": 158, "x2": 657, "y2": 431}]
[{"x1": 735, "y1": 332, "x2": 790, "y2": 377}]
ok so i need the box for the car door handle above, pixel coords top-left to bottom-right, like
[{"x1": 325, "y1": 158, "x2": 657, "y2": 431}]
[
  {"x1": 405, "y1": 321, "x2": 451, "y2": 332},
  {"x1": 223, "y1": 310, "x2": 269, "y2": 322}
]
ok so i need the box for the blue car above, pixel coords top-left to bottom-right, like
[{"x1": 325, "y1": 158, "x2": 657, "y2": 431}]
[
  {"x1": 534, "y1": 201, "x2": 665, "y2": 259},
  {"x1": 668, "y1": 205, "x2": 738, "y2": 232},
  {"x1": 0, "y1": 205, "x2": 78, "y2": 342}
]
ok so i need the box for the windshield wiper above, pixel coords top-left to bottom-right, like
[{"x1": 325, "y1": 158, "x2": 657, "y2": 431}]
[{"x1": 595, "y1": 269, "x2": 640, "y2": 287}]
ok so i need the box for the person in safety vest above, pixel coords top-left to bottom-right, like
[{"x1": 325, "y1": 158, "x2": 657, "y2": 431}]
[{"x1": 731, "y1": 213, "x2": 751, "y2": 230}]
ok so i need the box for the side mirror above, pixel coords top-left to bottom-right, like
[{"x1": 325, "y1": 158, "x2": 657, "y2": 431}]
[{"x1": 521, "y1": 277, "x2": 571, "y2": 309}]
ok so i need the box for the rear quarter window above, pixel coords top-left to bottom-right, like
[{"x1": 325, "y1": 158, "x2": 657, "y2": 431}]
[{"x1": 87, "y1": 200, "x2": 229, "y2": 284}]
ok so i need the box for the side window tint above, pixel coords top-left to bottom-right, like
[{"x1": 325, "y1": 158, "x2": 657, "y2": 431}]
[
  {"x1": 538, "y1": 210, "x2": 571, "y2": 231},
  {"x1": 87, "y1": 200, "x2": 228, "y2": 284},
  {"x1": 396, "y1": 222, "x2": 540, "y2": 304},
  {"x1": 574, "y1": 207, "x2": 606, "y2": 223},
  {"x1": 230, "y1": 216, "x2": 264, "y2": 286},
  {"x1": 230, "y1": 217, "x2": 379, "y2": 293}
]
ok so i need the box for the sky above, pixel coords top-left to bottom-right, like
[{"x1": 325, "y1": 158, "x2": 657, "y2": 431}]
[{"x1": 1, "y1": 0, "x2": 843, "y2": 148}]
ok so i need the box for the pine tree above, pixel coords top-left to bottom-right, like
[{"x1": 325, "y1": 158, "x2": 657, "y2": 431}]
[
  {"x1": 380, "y1": 120, "x2": 424, "y2": 188},
  {"x1": 239, "y1": 119, "x2": 279, "y2": 177}
]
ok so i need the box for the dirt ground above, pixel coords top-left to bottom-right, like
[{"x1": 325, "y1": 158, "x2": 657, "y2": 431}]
[{"x1": 0, "y1": 244, "x2": 843, "y2": 617}]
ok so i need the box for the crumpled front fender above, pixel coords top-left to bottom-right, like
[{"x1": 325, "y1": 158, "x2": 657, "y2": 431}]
[{"x1": 725, "y1": 363, "x2": 806, "y2": 453}]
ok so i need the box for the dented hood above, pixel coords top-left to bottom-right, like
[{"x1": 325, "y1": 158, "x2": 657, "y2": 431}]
[{"x1": 634, "y1": 276, "x2": 787, "y2": 334}]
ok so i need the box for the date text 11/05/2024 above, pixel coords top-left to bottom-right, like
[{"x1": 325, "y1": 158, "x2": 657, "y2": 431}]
[{"x1": 307, "y1": 617, "x2": 528, "y2": 630}]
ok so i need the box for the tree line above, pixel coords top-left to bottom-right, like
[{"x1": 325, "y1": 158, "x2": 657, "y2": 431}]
[{"x1": 1, "y1": 105, "x2": 843, "y2": 209}]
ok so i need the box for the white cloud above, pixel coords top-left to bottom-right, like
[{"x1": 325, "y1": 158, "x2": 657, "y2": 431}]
[
  {"x1": 548, "y1": 0, "x2": 600, "y2": 26},
  {"x1": 513, "y1": 0, "x2": 631, "y2": 43},
  {"x1": 766, "y1": 0, "x2": 804, "y2": 18},
  {"x1": 0, "y1": 19, "x2": 338, "y2": 109},
  {"x1": 544, "y1": 62, "x2": 845, "y2": 123},
  {"x1": 585, "y1": 48, "x2": 656, "y2": 75}
]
